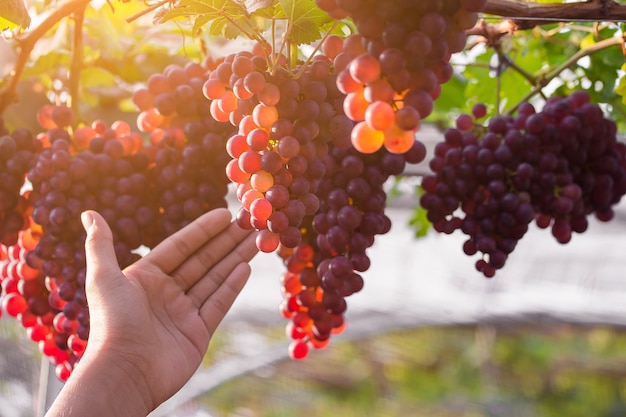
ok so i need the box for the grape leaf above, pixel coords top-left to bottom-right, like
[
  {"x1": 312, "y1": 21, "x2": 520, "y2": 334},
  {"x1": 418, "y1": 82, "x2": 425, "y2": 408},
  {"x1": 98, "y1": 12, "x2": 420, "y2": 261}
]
[
  {"x1": 251, "y1": 4, "x2": 276, "y2": 19},
  {"x1": 160, "y1": 0, "x2": 228, "y2": 23},
  {"x1": 615, "y1": 64, "x2": 626, "y2": 104},
  {"x1": 162, "y1": 0, "x2": 252, "y2": 39},
  {"x1": 0, "y1": 0, "x2": 30, "y2": 31},
  {"x1": 244, "y1": 0, "x2": 272, "y2": 14},
  {"x1": 276, "y1": 0, "x2": 332, "y2": 45},
  {"x1": 21, "y1": 51, "x2": 71, "y2": 79},
  {"x1": 409, "y1": 186, "x2": 431, "y2": 239},
  {"x1": 192, "y1": 14, "x2": 212, "y2": 35}
]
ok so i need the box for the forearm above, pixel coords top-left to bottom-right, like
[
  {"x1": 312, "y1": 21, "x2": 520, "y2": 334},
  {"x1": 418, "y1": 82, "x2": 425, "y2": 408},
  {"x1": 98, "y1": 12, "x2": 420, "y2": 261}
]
[{"x1": 45, "y1": 349, "x2": 153, "y2": 417}]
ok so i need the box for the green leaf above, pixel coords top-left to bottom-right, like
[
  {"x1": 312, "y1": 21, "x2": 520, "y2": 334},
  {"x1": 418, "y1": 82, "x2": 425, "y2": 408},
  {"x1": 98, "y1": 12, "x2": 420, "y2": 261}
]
[
  {"x1": 21, "y1": 51, "x2": 71, "y2": 79},
  {"x1": 245, "y1": 0, "x2": 273, "y2": 14},
  {"x1": 250, "y1": 4, "x2": 276, "y2": 19},
  {"x1": 615, "y1": 64, "x2": 626, "y2": 104},
  {"x1": 192, "y1": 14, "x2": 212, "y2": 35},
  {"x1": 409, "y1": 186, "x2": 431, "y2": 239},
  {"x1": 223, "y1": 20, "x2": 243, "y2": 39},
  {"x1": 0, "y1": 0, "x2": 30, "y2": 31},
  {"x1": 80, "y1": 66, "x2": 119, "y2": 106},
  {"x1": 277, "y1": 0, "x2": 332, "y2": 45},
  {"x1": 81, "y1": 66, "x2": 116, "y2": 88},
  {"x1": 208, "y1": 15, "x2": 249, "y2": 39},
  {"x1": 160, "y1": 0, "x2": 222, "y2": 22},
  {"x1": 164, "y1": 0, "x2": 254, "y2": 40},
  {"x1": 208, "y1": 16, "x2": 228, "y2": 37}
]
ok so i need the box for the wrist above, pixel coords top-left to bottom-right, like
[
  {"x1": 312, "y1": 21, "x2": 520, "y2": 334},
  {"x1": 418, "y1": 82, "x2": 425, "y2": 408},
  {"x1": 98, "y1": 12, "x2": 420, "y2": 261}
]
[{"x1": 46, "y1": 346, "x2": 155, "y2": 417}]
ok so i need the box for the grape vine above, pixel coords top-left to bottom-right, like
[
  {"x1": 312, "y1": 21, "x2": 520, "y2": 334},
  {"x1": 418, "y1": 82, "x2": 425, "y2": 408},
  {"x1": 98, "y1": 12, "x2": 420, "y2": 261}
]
[{"x1": 1, "y1": 0, "x2": 626, "y2": 379}]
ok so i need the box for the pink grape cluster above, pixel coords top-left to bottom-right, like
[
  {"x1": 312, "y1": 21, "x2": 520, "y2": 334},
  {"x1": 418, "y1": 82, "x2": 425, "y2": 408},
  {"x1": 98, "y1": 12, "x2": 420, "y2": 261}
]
[
  {"x1": 316, "y1": 0, "x2": 486, "y2": 153},
  {"x1": 0, "y1": 96, "x2": 235, "y2": 380},
  {"x1": 278, "y1": 141, "x2": 426, "y2": 359},
  {"x1": 199, "y1": 45, "x2": 355, "y2": 253},
  {"x1": 420, "y1": 91, "x2": 626, "y2": 277},
  {"x1": 1, "y1": 230, "x2": 87, "y2": 381}
]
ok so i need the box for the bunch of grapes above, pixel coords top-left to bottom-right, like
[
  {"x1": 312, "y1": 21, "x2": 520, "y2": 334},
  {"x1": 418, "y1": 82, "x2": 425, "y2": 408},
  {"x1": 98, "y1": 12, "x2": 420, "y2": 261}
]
[
  {"x1": 132, "y1": 61, "x2": 211, "y2": 135},
  {"x1": 278, "y1": 141, "x2": 426, "y2": 359},
  {"x1": 0, "y1": 125, "x2": 41, "y2": 246},
  {"x1": 198, "y1": 45, "x2": 356, "y2": 253},
  {"x1": 131, "y1": 62, "x2": 236, "y2": 237},
  {"x1": 21, "y1": 112, "x2": 163, "y2": 379},
  {"x1": 420, "y1": 91, "x2": 626, "y2": 277},
  {"x1": 316, "y1": 0, "x2": 485, "y2": 154},
  {"x1": 1, "y1": 229, "x2": 87, "y2": 381},
  {"x1": 147, "y1": 121, "x2": 234, "y2": 238}
]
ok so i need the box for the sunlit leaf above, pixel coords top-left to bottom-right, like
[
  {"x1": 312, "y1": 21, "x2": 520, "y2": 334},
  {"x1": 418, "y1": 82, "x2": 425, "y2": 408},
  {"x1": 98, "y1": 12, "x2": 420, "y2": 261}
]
[
  {"x1": 615, "y1": 64, "x2": 626, "y2": 104},
  {"x1": 192, "y1": 14, "x2": 212, "y2": 34},
  {"x1": 409, "y1": 187, "x2": 431, "y2": 239},
  {"x1": 245, "y1": 0, "x2": 272, "y2": 14},
  {"x1": 277, "y1": 0, "x2": 332, "y2": 45},
  {"x1": 0, "y1": 0, "x2": 30, "y2": 31},
  {"x1": 160, "y1": 0, "x2": 221, "y2": 21},
  {"x1": 21, "y1": 51, "x2": 71, "y2": 79}
]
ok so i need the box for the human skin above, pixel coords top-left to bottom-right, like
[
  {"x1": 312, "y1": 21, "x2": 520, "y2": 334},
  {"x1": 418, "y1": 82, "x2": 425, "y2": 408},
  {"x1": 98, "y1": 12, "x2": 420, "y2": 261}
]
[{"x1": 45, "y1": 208, "x2": 258, "y2": 417}]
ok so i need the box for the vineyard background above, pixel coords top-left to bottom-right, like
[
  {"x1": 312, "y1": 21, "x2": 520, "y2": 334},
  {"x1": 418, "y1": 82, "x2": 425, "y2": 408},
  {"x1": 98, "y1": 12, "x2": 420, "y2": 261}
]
[{"x1": 3, "y1": 0, "x2": 626, "y2": 416}]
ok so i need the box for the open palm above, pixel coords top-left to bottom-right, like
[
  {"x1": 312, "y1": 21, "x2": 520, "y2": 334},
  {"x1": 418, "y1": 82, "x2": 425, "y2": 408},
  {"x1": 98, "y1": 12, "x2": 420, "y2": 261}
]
[{"x1": 80, "y1": 208, "x2": 258, "y2": 410}]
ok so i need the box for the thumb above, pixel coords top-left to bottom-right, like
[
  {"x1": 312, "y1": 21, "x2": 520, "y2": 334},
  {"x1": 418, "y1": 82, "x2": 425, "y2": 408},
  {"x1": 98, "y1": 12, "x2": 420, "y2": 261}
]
[{"x1": 81, "y1": 210, "x2": 122, "y2": 298}]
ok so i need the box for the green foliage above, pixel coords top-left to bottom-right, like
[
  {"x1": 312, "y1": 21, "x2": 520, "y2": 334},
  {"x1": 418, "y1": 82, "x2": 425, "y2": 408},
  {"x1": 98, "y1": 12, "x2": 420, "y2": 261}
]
[
  {"x1": 205, "y1": 324, "x2": 626, "y2": 417},
  {"x1": 160, "y1": 0, "x2": 332, "y2": 46},
  {"x1": 409, "y1": 186, "x2": 431, "y2": 239},
  {"x1": 0, "y1": 0, "x2": 30, "y2": 31},
  {"x1": 435, "y1": 22, "x2": 626, "y2": 130},
  {"x1": 275, "y1": 0, "x2": 332, "y2": 45}
]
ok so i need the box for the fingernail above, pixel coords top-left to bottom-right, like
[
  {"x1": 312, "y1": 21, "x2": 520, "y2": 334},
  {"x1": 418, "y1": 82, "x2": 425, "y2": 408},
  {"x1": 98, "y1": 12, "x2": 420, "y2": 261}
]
[{"x1": 81, "y1": 211, "x2": 94, "y2": 232}]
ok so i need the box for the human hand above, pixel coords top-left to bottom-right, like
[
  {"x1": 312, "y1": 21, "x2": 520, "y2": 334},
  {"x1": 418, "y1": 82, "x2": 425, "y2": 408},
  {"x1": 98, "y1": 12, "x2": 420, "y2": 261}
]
[{"x1": 45, "y1": 208, "x2": 258, "y2": 417}]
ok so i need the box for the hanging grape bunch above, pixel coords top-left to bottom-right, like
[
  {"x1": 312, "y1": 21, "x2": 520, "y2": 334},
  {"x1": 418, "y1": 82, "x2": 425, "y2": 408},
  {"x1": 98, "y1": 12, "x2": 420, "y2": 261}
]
[
  {"x1": 420, "y1": 92, "x2": 626, "y2": 277},
  {"x1": 316, "y1": 0, "x2": 485, "y2": 153},
  {"x1": 0, "y1": 57, "x2": 237, "y2": 380}
]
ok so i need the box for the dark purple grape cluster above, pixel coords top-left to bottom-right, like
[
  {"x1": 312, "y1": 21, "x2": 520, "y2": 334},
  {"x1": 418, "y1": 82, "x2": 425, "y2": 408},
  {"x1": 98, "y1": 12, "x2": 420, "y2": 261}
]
[
  {"x1": 420, "y1": 91, "x2": 626, "y2": 277},
  {"x1": 0, "y1": 127, "x2": 42, "y2": 246},
  {"x1": 148, "y1": 118, "x2": 234, "y2": 238},
  {"x1": 131, "y1": 61, "x2": 236, "y2": 238},
  {"x1": 277, "y1": 140, "x2": 426, "y2": 358},
  {"x1": 27, "y1": 127, "x2": 162, "y2": 342}
]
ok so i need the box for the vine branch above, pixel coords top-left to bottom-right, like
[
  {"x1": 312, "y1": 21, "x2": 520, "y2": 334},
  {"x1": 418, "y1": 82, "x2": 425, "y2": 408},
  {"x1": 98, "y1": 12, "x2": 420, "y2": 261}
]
[
  {"x1": 506, "y1": 35, "x2": 624, "y2": 114},
  {"x1": 69, "y1": 6, "x2": 86, "y2": 123},
  {"x1": 126, "y1": 0, "x2": 171, "y2": 23},
  {"x1": 483, "y1": 0, "x2": 626, "y2": 27},
  {"x1": 0, "y1": 0, "x2": 91, "y2": 115}
]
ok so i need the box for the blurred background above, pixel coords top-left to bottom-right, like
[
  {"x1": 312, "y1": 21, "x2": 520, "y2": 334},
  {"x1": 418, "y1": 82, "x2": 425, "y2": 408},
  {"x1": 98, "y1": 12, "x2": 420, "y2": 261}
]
[
  {"x1": 2, "y1": 1, "x2": 626, "y2": 416},
  {"x1": 3, "y1": 149, "x2": 626, "y2": 417}
]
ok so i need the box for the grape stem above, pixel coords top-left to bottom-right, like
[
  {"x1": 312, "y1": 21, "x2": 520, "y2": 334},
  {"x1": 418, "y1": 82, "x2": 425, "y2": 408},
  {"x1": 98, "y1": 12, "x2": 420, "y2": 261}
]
[
  {"x1": 126, "y1": 0, "x2": 172, "y2": 23},
  {"x1": 492, "y1": 41, "x2": 547, "y2": 113},
  {"x1": 506, "y1": 35, "x2": 624, "y2": 114},
  {"x1": 69, "y1": 6, "x2": 86, "y2": 125},
  {"x1": 0, "y1": 0, "x2": 91, "y2": 115},
  {"x1": 293, "y1": 20, "x2": 340, "y2": 79}
]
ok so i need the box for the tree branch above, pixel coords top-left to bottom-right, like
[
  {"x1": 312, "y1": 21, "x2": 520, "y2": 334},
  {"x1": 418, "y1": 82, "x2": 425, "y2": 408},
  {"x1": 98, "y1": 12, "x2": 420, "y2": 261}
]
[
  {"x1": 483, "y1": 0, "x2": 626, "y2": 24},
  {"x1": 506, "y1": 35, "x2": 624, "y2": 114},
  {"x1": 0, "y1": 0, "x2": 91, "y2": 115}
]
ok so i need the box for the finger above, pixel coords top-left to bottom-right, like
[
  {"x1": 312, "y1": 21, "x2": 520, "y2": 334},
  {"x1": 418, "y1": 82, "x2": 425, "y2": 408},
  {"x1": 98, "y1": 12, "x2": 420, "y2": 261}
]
[
  {"x1": 172, "y1": 222, "x2": 254, "y2": 290},
  {"x1": 200, "y1": 262, "x2": 252, "y2": 334},
  {"x1": 142, "y1": 208, "x2": 232, "y2": 274},
  {"x1": 81, "y1": 210, "x2": 122, "y2": 298},
  {"x1": 186, "y1": 232, "x2": 258, "y2": 307}
]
